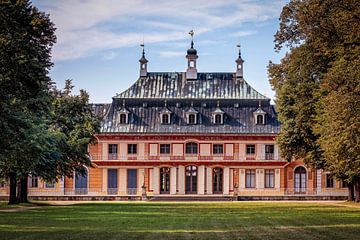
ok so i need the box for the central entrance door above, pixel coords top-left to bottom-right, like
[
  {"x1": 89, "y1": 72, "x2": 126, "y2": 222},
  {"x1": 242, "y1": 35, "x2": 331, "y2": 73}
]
[
  {"x1": 160, "y1": 167, "x2": 170, "y2": 194},
  {"x1": 127, "y1": 169, "x2": 137, "y2": 195},
  {"x1": 213, "y1": 168, "x2": 223, "y2": 194},
  {"x1": 185, "y1": 165, "x2": 197, "y2": 194},
  {"x1": 294, "y1": 166, "x2": 307, "y2": 194}
]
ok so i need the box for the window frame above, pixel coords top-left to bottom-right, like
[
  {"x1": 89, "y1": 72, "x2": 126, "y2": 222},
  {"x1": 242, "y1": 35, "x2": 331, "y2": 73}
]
[
  {"x1": 185, "y1": 142, "x2": 198, "y2": 155},
  {"x1": 30, "y1": 176, "x2": 39, "y2": 188},
  {"x1": 212, "y1": 144, "x2": 224, "y2": 155},
  {"x1": 44, "y1": 180, "x2": 55, "y2": 189},
  {"x1": 119, "y1": 113, "x2": 127, "y2": 124},
  {"x1": 159, "y1": 144, "x2": 171, "y2": 155},
  {"x1": 246, "y1": 144, "x2": 256, "y2": 155},
  {"x1": 264, "y1": 169, "x2": 275, "y2": 188},
  {"x1": 326, "y1": 173, "x2": 334, "y2": 188},
  {"x1": 188, "y1": 114, "x2": 196, "y2": 124},
  {"x1": 161, "y1": 114, "x2": 170, "y2": 124},
  {"x1": 214, "y1": 114, "x2": 223, "y2": 124},
  {"x1": 108, "y1": 144, "x2": 118, "y2": 160},
  {"x1": 127, "y1": 144, "x2": 137, "y2": 155},
  {"x1": 256, "y1": 114, "x2": 264, "y2": 125},
  {"x1": 245, "y1": 169, "x2": 255, "y2": 188}
]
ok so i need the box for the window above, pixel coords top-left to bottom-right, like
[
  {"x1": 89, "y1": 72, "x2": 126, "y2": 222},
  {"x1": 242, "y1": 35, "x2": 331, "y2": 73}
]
[
  {"x1": 245, "y1": 170, "x2": 255, "y2": 188},
  {"x1": 186, "y1": 142, "x2": 198, "y2": 154},
  {"x1": 265, "y1": 145, "x2": 274, "y2": 160},
  {"x1": 160, "y1": 144, "x2": 170, "y2": 154},
  {"x1": 30, "y1": 176, "x2": 38, "y2": 188},
  {"x1": 127, "y1": 144, "x2": 137, "y2": 154},
  {"x1": 265, "y1": 170, "x2": 275, "y2": 188},
  {"x1": 326, "y1": 174, "x2": 334, "y2": 188},
  {"x1": 213, "y1": 144, "x2": 223, "y2": 155},
  {"x1": 119, "y1": 113, "x2": 127, "y2": 124},
  {"x1": 342, "y1": 181, "x2": 348, "y2": 188},
  {"x1": 45, "y1": 181, "x2": 55, "y2": 188},
  {"x1": 246, "y1": 144, "x2": 256, "y2": 155},
  {"x1": 256, "y1": 115, "x2": 264, "y2": 124},
  {"x1": 188, "y1": 114, "x2": 196, "y2": 124},
  {"x1": 214, "y1": 114, "x2": 222, "y2": 124},
  {"x1": 0, "y1": 181, "x2": 5, "y2": 188},
  {"x1": 161, "y1": 114, "x2": 170, "y2": 124},
  {"x1": 108, "y1": 144, "x2": 118, "y2": 160},
  {"x1": 190, "y1": 60, "x2": 195, "y2": 67}
]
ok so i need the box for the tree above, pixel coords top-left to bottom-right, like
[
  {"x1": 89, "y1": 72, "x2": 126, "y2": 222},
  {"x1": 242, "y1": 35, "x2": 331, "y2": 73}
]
[
  {"x1": 0, "y1": 0, "x2": 56, "y2": 204},
  {"x1": 270, "y1": 0, "x2": 360, "y2": 200}
]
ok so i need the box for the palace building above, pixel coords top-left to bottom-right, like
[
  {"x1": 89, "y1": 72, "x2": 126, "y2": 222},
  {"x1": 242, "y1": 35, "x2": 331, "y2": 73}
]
[{"x1": 0, "y1": 39, "x2": 348, "y2": 200}]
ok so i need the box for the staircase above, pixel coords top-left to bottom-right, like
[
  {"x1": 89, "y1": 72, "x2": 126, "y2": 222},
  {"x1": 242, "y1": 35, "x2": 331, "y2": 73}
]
[{"x1": 148, "y1": 195, "x2": 235, "y2": 201}]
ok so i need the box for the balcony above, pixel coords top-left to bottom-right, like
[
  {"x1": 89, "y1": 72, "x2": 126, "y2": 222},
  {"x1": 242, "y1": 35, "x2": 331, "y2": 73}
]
[
  {"x1": 108, "y1": 153, "x2": 118, "y2": 160},
  {"x1": 265, "y1": 153, "x2": 274, "y2": 160}
]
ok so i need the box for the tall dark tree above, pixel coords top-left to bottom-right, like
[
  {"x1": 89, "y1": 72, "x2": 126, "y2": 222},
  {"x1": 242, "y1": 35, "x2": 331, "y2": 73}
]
[
  {"x1": 0, "y1": 0, "x2": 56, "y2": 204},
  {"x1": 270, "y1": 0, "x2": 360, "y2": 200}
]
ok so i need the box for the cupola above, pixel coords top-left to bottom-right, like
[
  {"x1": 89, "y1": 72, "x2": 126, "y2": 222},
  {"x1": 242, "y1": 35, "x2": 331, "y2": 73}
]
[
  {"x1": 186, "y1": 30, "x2": 198, "y2": 80},
  {"x1": 139, "y1": 43, "x2": 148, "y2": 77},
  {"x1": 235, "y1": 44, "x2": 244, "y2": 79}
]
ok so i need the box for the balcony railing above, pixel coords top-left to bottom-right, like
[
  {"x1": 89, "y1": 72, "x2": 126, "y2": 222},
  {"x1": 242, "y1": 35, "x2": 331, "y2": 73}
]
[{"x1": 90, "y1": 153, "x2": 284, "y2": 161}]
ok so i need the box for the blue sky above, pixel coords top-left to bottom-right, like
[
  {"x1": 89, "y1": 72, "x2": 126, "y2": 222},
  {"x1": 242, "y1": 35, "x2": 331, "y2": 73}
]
[{"x1": 33, "y1": 0, "x2": 287, "y2": 103}]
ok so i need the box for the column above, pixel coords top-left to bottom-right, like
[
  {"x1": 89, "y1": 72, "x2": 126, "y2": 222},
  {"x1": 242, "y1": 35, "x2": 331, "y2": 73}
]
[
  {"x1": 178, "y1": 165, "x2": 185, "y2": 194},
  {"x1": 239, "y1": 169, "x2": 245, "y2": 189},
  {"x1": 170, "y1": 167, "x2": 177, "y2": 195},
  {"x1": 153, "y1": 167, "x2": 160, "y2": 195},
  {"x1": 223, "y1": 167, "x2": 230, "y2": 195},
  {"x1": 138, "y1": 168, "x2": 145, "y2": 189},
  {"x1": 102, "y1": 168, "x2": 108, "y2": 193},
  {"x1": 119, "y1": 168, "x2": 127, "y2": 195},
  {"x1": 256, "y1": 169, "x2": 264, "y2": 189},
  {"x1": 198, "y1": 165, "x2": 205, "y2": 195},
  {"x1": 206, "y1": 167, "x2": 213, "y2": 194},
  {"x1": 102, "y1": 143, "x2": 107, "y2": 160},
  {"x1": 275, "y1": 169, "x2": 281, "y2": 189}
]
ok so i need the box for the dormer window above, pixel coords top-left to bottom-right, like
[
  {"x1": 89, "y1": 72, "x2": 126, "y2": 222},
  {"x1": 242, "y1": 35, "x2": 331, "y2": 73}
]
[
  {"x1": 256, "y1": 115, "x2": 264, "y2": 125},
  {"x1": 188, "y1": 114, "x2": 196, "y2": 124},
  {"x1": 212, "y1": 105, "x2": 224, "y2": 125},
  {"x1": 120, "y1": 113, "x2": 127, "y2": 124},
  {"x1": 160, "y1": 104, "x2": 172, "y2": 125},
  {"x1": 214, "y1": 114, "x2": 222, "y2": 124},
  {"x1": 118, "y1": 107, "x2": 130, "y2": 124},
  {"x1": 253, "y1": 105, "x2": 266, "y2": 125},
  {"x1": 161, "y1": 113, "x2": 170, "y2": 124},
  {"x1": 186, "y1": 105, "x2": 198, "y2": 124}
]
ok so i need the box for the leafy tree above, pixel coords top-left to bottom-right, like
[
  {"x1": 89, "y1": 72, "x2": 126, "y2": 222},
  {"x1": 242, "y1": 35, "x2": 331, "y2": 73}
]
[
  {"x1": 0, "y1": 0, "x2": 56, "y2": 204},
  {"x1": 270, "y1": 0, "x2": 360, "y2": 200}
]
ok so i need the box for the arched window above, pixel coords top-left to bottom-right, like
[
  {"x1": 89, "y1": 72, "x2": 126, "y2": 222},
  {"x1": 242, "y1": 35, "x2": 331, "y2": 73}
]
[
  {"x1": 162, "y1": 114, "x2": 170, "y2": 124},
  {"x1": 75, "y1": 170, "x2": 88, "y2": 195},
  {"x1": 186, "y1": 142, "x2": 198, "y2": 154},
  {"x1": 214, "y1": 114, "x2": 222, "y2": 124},
  {"x1": 256, "y1": 114, "x2": 264, "y2": 125},
  {"x1": 160, "y1": 167, "x2": 170, "y2": 194},
  {"x1": 185, "y1": 165, "x2": 197, "y2": 194},
  {"x1": 213, "y1": 168, "x2": 223, "y2": 194},
  {"x1": 294, "y1": 166, "x2": 307, "y2": 193},
  {"x1": 119, "y1": 113, "x2": 127, "y2": 124},
  {"x1": 188, "y1": 114, "x2": 196, "y2": 124}
]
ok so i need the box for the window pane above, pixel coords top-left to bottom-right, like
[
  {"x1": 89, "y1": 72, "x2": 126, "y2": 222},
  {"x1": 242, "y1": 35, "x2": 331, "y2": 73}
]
[
  {"x1": 213, "y1": 144, "x2": 223, "y2": 154},
  {"x1": 246, "y1": 145, "x2": 255, "y2": 155},
  {"x1": 160, "y1": 144, "x2": 170, "y2": 154}
]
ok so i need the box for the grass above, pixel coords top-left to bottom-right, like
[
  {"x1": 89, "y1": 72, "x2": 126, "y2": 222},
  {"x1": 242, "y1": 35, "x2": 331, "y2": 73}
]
[{"x1": 0, "y1": 201, "x2": 359, "y2": 240}]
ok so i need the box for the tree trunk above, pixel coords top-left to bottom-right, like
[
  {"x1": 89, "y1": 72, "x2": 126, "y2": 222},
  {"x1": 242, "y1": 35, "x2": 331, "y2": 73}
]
[
  {"x1": 19, "y1": 177, "x2": 29, "y2": 203},
  {"x1": 355, "y1": 180, "x2": 360, "y2": 203},
  {"x1": 8, "y1": 172, "x2": 18, "y2": 205},
  {"x1": 348, "y1": 182, "x2": 355, "y2": 202}
]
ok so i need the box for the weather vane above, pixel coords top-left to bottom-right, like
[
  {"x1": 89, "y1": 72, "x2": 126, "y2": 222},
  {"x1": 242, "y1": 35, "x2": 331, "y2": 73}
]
[
  {"x1": 236, "y1": 43, "x2": 241, "y2": 56},
  {"x1": 188, "y1": 30, "x2": 194, "y2": 39}
]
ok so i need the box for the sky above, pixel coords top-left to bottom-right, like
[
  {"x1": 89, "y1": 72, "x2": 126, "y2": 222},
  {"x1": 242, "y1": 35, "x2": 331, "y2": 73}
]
[{"x1": 32, "y1": 0, "x2": 288, "y2": 103}]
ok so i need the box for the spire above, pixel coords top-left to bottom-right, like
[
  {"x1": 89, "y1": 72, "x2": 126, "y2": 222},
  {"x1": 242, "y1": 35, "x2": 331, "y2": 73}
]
[
  {"x1": 235, "y1": 44, "x2": 244, "y2": 78},
  {"x1": 186, "y1": 30, "x2": 198, "y2": 80},
  {"x1": 139, "y1": 43, "x2": 148, "y2": 77}
]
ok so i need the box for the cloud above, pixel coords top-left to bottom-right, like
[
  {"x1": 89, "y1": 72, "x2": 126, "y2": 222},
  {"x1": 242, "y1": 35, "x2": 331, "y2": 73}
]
[
  {"x1": 159, "y1": 51, "x2": 184, "y2": 58},
  {"x1": 35, "y1": 0, "x2": 285, "y2": 61},
  {"x1": 230, "y1": 30, "x2": 258, "y2": 37}
]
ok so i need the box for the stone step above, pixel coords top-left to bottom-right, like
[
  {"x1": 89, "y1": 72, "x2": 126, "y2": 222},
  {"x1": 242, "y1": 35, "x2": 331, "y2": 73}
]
[{"x1": 149, "y1": 196, "x2": 235, "y2": 201}]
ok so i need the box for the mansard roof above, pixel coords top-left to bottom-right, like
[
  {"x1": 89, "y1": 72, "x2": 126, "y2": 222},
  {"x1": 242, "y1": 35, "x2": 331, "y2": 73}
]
[{"x1": 114, "y1": 72, "x2": 268, "y2": 100}]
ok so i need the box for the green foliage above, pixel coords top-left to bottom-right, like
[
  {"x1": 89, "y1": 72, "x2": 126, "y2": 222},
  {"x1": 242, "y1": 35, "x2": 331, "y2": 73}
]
[{"x1": 270, "y1": 0, "x2": 360, "y2": 184}]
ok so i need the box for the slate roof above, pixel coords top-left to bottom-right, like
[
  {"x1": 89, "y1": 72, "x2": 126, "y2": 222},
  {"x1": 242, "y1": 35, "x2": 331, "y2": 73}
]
[
  {"x1": 94, "y1": 72, "x2": 280, "y2": 135},
  {"x1": 115, "y1": 72, "x2": 268, "y2": 100}
]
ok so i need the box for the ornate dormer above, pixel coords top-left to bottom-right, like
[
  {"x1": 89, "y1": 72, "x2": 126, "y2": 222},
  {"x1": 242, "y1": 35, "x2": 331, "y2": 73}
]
[
  {"x1": 118, "y1": 100, "x2": 130, "y2": 124},
  {"x1": 212, "y1": 101, "x2": 224, "y2": 124},
  {"x1": 186, "y1": 102, "x2": 198, "y2": 124},
  {"x1": 160, "y1": 101, "x2": 172, "y2": 125},
  {"x1": 139, "y1": 43, "x2": 148, "y2": 77},
  {"x1": 235, "y1": 44, "x2": 244, "y2": 79},
  {"x1": 253, "y1": 102, "x2": 266, "y2": 125},
  {"x1": 186, "y1": 30, "x2": 198, "y2": 80}
]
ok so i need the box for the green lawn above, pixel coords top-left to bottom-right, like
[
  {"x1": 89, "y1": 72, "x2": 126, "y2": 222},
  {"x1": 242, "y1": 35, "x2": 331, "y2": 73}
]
[{"x1": 0, "y1": 201, "x2": 359, "y2": 240}]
